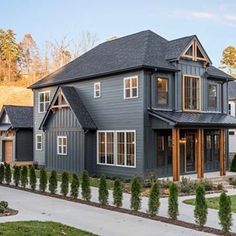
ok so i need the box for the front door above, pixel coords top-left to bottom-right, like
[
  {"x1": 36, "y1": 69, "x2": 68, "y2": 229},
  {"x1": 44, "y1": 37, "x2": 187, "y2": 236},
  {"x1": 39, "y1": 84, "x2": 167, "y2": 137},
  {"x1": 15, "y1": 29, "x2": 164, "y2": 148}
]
[
  {"x1": 185, "y1": 133, "x2": 196, "y2": 172},
  {"x1": 3, "y1": 140, "x2": 13, "y2": 163}
]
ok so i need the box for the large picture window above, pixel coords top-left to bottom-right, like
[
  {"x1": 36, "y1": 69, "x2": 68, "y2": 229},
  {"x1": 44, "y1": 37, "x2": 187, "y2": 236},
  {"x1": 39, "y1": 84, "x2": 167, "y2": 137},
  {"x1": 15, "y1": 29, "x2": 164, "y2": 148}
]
[
  {"x1": 39, "y1": 91, "x2": 50, "y2": 113},
  {"x1": 157, "y1": 78, "x2": 168, "y2": 106},
  {"x1": 208, "y1": 83, "x2": 217, "y2": 111},
  {"x1": 183, "y1": 76, "x2": 200, "y2": 111}
]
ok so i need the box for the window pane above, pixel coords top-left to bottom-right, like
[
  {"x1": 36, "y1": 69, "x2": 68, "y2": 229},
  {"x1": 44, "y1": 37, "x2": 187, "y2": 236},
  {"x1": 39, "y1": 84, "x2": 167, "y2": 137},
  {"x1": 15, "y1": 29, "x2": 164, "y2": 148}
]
[
  {"x1": 45, "y1": 92, "x2": 50, "y2": 102},
  {"x1": 126, "y1": 132, "x2": 135, "y2": 166},
  {"x1": 106, "y1": 132, "x2": 114, "y2": 164},
  {"x1": 98, "y1": 133, "x2": 105, "y2": 163},
  {"x1": 184, "y1": 77, "x2": 199, "y2": 110},
  {"x1": 117, "y1": 132, "x2": 125, "y2": 165},
  {"x1": 125, "y1": 79, "x2": 131, "y2": 89},
  {"x1": 125, "y1": 89, "x2": 130, "y2": 98},
  {"x1": 208, "y1": 84, "x2": 217, "y2": 110},
  {"x1": 157, "y1": 78, "x2": 168, "y2": 105},
  {"x1": 63, "y1": 146, "x2": 67, "y2": 154},
  {"x1": 132, "y1": 88, "x2": 137, "y2": 97},
  {"x1": 132, "y1": 78, "x2": 137, "y2": 87}
]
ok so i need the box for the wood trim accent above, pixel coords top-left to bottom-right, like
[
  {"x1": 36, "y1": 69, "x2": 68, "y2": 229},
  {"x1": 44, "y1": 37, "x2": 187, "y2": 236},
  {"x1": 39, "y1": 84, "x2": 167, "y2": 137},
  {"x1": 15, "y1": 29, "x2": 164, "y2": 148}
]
[
  {"x1": 197, "y1": 128, "x2": 204, "y2": 178},
  {"x1": 172, "y1": 128, "x2": 180, "y2": 181},
  {"x1": 220, "y1": 128, "x2": 226, "y2": 176}
]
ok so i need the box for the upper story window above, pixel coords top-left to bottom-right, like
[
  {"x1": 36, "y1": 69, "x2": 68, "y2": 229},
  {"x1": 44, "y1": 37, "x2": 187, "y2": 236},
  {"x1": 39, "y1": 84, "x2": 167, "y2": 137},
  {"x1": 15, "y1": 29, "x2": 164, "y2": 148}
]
[
  {"x1": 57, "y1": 136, "x2": 67, "y2": 155},
  {"x1": 124, "y1": 76, "x2": 138, "y2": 99},
  {"x1": 94, "y1": 82, "x2": 101, "y2": 98},
  {"x1": 39, "y1": 91, "x2": 50, "y2": 113},
  {"x1": 157, "y1": 78, "x2": 168, "y2": 106},
  {"x1": 183, "y1": 75, "x2": 200, "y2": 111},
  {"x1": 208, "y1": 83, "x2": 217, "y2": 111},
  {"x1": 229, "y1": 103, "x2": 232, "y2": 115},
  {"x1": 36, "y1": 134, "x2": 42, "y2": 151}
]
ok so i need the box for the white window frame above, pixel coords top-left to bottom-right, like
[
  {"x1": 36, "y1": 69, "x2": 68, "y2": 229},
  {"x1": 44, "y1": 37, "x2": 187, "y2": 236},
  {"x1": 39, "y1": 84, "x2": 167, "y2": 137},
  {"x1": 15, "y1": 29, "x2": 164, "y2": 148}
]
[
  {"x1": 38, "y1": 91, "x2": 50, "y2": 113},
  {"x1": 94, "y1": 82, "x2": 101, "y2": 98},
  {"x1": 36, "y1": 134, "x2": 43, "y2": 151},
  {"x1": 97, "y1": 130, "x2": 136, "y2": 168},
  {"x1": 57, "y1": 136, "x2": 67, "y2": 155},
  {"x1": 124, "y1": 76, "x2": 138, "y2": 99}
]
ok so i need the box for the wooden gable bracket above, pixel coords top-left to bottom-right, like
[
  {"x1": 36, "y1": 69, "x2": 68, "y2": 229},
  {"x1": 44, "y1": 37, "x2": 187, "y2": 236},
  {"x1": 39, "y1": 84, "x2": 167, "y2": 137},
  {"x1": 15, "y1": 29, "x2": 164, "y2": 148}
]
[{"x1": 50, "y1": 90, "x2": 69, "y2": 112}]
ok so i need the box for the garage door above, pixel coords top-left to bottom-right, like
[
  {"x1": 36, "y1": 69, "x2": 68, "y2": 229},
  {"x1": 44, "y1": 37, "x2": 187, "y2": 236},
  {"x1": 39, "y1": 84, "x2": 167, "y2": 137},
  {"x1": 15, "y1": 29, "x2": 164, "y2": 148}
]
[{"x1": 3, "y1": 141, "x2": 13, "y2": 163}]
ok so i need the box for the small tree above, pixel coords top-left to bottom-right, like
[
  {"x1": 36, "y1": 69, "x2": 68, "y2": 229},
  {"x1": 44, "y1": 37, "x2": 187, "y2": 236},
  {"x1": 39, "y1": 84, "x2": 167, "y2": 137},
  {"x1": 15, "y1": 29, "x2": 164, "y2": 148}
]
[
  {"x1": 231, "y1": 154, "x2": 236, "y2": 172},
  {"x1": 0, "y1": 164, "x2": 5, "y2": 184},
  {"x1": 148, "y1": 181, "x2": 160, "y2": 216},
  {"x1": 219, "y1": 192, "x2": 232, "y2": 233},
  {"x1": 130, "y1": 176, "x2": 142, "y2": 211},
  {"x1": 49, "y1": 170, "x2": 57, "y2": 194},
  {"x1": 113, "y1": 178, "x2": 123, "y2": 208},
  {"x1": 99, "y1": 175, "x2": 109, "y2": 205},
  {"x1": 13, "y1": 166, "x2": 21, "y2": 187},
  {"x1": 81, "y1": 170, "x2": 91, "y2": 201},
  {"x1": 70, "y1": 173, "x2": 80, "y2": 198},
  {"x1": 168, "y1": 182, "x2": 179, "y2": 220},
  {"x1": 39, "y1": 168, "x2": 47, "y2": 192},
  {"x1": 20, "y1": 166, "x2": 28, "y2": 188},
  {"x1": 61, "y1": 172, "x2": 69, "y2": 197},
  {"x1": 194, "y1": 184, "x2": 208, "y2": 227},
  {"x1": 5, "y1": 164, "x2": 11, "y2": 185},
  {"x1": 29, "y1": 166, "x2": 37, "y2": 191}
]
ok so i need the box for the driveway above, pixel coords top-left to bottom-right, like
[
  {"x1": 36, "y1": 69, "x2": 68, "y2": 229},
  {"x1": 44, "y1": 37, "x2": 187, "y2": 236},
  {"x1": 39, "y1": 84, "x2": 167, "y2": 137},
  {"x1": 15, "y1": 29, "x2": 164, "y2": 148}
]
[{"x1": 0, "y1": 186, "x2": 213, "y2": 236}]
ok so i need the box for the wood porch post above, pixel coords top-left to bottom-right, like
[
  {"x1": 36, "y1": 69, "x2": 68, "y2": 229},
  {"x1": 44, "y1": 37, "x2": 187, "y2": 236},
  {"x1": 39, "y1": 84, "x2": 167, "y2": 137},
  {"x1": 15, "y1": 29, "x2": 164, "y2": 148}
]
[
  {"x1": 220, "y1": 128, "x2": 226, "y2": 176},
  {"x1": 197, "y1": 128, "x2": 204, "y2": 179},
  {"x1": 172, "y1": 128, "x2": 180, "y2": 181}
]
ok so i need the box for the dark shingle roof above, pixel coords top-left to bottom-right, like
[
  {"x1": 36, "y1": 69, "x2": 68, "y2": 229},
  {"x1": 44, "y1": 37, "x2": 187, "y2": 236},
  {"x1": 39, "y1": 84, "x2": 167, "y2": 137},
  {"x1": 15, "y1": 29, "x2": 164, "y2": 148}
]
[
  {"x1": 229, "y1": 81, "x2": 236, "y2": 100},
  {"x1": 206, "y1": 66, "x2": 235, "y2": 81},
  {"x1": 149, "y1": 109, "x2": 236, "y2": 128},
  {"x1": 0, "y1": 105, "x2": 33, "y2": 129}
]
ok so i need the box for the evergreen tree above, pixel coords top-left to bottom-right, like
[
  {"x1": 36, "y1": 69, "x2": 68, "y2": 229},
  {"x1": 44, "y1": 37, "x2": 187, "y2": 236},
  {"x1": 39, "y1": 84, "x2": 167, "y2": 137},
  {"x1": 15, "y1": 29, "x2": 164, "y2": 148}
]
[
  {"x1": 29, "y1": 166, "x2": 37, "y2": 191},
  {"x1": 39, "y1": 168, "x2": 47, "y2": 192},
  {"x1": 130, "y1": 177, "x2": 142, "y2": 211},
  {"x1": 5, "y1": 164, "x2": 11, "y2": 185},
  {"x1": 113, "y1": 178, "x2": 123, "y2": 208},
  {"x1": 81, "y1": 170, "x2": 91, "y2": 201},
  {"x1": 194, "y1": 184, "x2": 208, "y2": 227},
  {"x1": 0, "y1": 164, "x2": 5, "y2": 184},
  {"x1": 148, "y1": 181, "x2": 160, "y2": 216},
  {"x1": 49, "y1": 170, "x2": 57, "y2": 194},
  {"x1": 168, "y1": 182, "x2": 179, "y2": 220},
  {"x1": 20, "y1": 166, "x2": 28, "y2": 188},
  {"x1": 70, "y1": 173, "x2": 80, "y2": 199},
  {"x1": 99, "y1": 175, "x2": 109, "y2": 205},
  {"x1": 13, "y1": 166, "x2": 21, "y2": 187},
  {"x1": 61, "y1": 172, "x2": 69, "y2": 197}
]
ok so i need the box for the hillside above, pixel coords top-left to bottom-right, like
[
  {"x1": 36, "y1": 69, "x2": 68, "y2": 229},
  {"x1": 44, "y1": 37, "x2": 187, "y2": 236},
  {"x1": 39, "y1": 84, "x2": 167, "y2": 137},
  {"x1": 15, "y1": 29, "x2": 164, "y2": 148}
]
[{"x1": 0, "y1": 86, "x2": 33, "y2": 109}]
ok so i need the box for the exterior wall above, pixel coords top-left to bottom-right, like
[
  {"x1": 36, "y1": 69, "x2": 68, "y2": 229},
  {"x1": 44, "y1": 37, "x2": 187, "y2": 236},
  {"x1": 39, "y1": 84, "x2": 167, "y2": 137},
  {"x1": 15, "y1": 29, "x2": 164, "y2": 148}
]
[{"x1": 229, "y1": 101, "x2": 236, "y2": 156}]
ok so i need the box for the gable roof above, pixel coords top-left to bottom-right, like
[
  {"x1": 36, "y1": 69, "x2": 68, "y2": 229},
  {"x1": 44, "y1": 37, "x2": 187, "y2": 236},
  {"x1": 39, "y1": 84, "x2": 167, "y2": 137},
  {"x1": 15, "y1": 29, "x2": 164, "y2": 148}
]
[
  {"x1": 0, "y1": 105, "x2": 33, "y2": 129},
  {"x1": 40, "y1": 86, "x2": 97, "y2": 130}
]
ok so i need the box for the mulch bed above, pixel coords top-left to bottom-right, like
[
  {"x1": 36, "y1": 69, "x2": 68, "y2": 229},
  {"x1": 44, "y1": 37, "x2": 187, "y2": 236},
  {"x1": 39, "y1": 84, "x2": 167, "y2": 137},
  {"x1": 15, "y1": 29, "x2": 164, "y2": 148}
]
[
  {"x1": 0, "y1": 184, "x2": 235, "y2": 236},
  {"x1": 0, "y1": 208, "x2": 18, "y2": 217}
]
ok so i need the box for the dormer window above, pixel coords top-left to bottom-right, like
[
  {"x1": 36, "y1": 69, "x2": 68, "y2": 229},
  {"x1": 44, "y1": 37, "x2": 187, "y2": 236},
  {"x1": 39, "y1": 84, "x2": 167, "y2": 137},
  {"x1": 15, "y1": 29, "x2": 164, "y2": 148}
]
[{"x1": 157, "y1": 78, "x2": 168, "y2": 106}]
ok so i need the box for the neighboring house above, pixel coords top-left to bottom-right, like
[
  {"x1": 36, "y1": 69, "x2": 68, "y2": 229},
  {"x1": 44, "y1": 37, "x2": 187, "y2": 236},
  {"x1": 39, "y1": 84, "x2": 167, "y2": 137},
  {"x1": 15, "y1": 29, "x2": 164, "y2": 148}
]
[
  {"x1": 0, "y1": 105, "x2": 33, "y2": 164},
  {"x1": 29, "y1": 30, "x2": 236, "y2": 181}
]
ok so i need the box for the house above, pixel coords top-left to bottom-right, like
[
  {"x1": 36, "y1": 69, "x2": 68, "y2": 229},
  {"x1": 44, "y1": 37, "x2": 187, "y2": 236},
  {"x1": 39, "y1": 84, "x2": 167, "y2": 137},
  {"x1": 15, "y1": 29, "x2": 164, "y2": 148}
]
[
  {"x1": 29, "y1": 30, "x2": 236, "y2": 181},
  {"x1": 0, "y1": 105, "x2": 33, "y2": 164}
]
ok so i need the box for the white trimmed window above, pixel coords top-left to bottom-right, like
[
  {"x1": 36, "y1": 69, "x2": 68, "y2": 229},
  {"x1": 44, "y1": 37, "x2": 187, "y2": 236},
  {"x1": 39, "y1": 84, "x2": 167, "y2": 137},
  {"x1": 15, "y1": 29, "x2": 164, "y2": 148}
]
[
  {"x1": 39, "y1": 91, "x2": 50, "y2": 113},
  {"x1": 57, "y1": 136, "x2": 67, "y2": 155},
  {"x1": 124, "y1": 76, "x2": 138, "y2": 99},
  {"x1": 94, "y1": 82, "x2": 101, "y2": 98},
  {"x1": 97, "y1": 130, "x2": 136, "y2": 167},
  {"x1": 36, "y1": 134, "x2": 42, "y2": 151}
]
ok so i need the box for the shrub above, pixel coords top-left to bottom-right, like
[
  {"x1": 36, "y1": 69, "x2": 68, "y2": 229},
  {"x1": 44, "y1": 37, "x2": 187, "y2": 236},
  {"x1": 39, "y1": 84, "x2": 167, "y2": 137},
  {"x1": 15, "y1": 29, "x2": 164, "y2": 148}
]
[
  {"x1": 39, "y1": 168, "x2": 47, "y2": 192},
  {"x1": 29, "y1": 166, "x2": 37, "y2": 191},
  {"x1": 0, "y1": 164, "x2": 5, "y2": 184},
  {"x1": 201, "y1": 179, "x2": 213, "y2": 191},
  {"x1": 20, "y1": 166, "x2": 28, "y2": 188},
  {"x1": 49, "y1": 170, "x2": 57, "y2": 194},
  {"x1": 99, "y1": 175, "x2": 109, "y2": 205},
  {"x1": 194, "y1": 184, "x2": 208, "y2": 227},
  {"x1": 148, "y1": 181, "x2": 160, "y2": 216},
  {"x1": 168, "y1": 182, "x2": 179, "y2": 220},
  {"x1": 230, "y1": 154, "x2": 236, "y2": 172},
  {"x1": 81, "y1": 170, "x2": 91, "y2": 201},
  {"x1": 179, "y1": 177, "x2": 195, "y2": 193},
  {"x1": 219, "y1": 192, "x2": 232, "y2": 233},
  {"x1": 229, "y1": 177, "x2": 236, "y2": 186},
  {"x1": 0, "y1": 205, "x2": 5, "y2": 214},
  {"x1": 13, "y1": 166, "x2": 21, "y2": 187},
  {"x1": 0, "y1": 201, "x2": 8, "y2": 209},
  {"x1": 113, "y1": 178, "x2": 123, "y2": 208},
  {"x1": 61, "y1": 172, "x2": 69, "y2": 197},
  {"x1": 70, "y1": 173, "x2": 80, "y2": 198},
  {"x1": 130, "y1": 176, "x2": 142, "y2": 211},
  {"x1": 217, "y1": 184, "x2": 224, "y2": 191},
  {"x1": 5, "y1": 164, "x2": 11, "y2": 185}
]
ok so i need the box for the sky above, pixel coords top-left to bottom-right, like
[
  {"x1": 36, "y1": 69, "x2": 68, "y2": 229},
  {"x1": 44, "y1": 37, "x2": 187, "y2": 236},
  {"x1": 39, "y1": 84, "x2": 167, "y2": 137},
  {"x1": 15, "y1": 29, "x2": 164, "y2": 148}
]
[{"x1": 1, "y1": 0, "x2": 236, "y2": 66}]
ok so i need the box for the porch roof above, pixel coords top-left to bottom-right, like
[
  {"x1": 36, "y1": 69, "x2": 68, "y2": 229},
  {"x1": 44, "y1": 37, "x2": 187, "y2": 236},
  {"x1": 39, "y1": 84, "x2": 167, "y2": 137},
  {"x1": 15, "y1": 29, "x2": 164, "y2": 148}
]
[{"x1": 148, "y1": 109, "x2": 236, "y2": 128}]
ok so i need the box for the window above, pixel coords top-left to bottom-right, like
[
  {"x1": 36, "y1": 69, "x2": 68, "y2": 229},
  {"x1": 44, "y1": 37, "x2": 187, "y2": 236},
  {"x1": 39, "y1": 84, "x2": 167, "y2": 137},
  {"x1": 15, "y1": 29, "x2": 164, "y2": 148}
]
[
  {"x1": 157, "y1": 78, "x2": 168, "y2": 106},
  {"x1": 183, "y1": 76, "x2": 200, "y2": 111},
  {"x1": 57, "y1": 136, "x2": 67, "y2": 155},
  {"x1": 229, "y1": 131, "x2": 235, "y2": 135},
  {"x1": 36, "y1": 134, "x2": 42, "y2": 151},
  {"x1": 39, "y1": 91, "x2": 50, "y2": 113},
  {"x1": 229, "y1": 104, "x2": 232, "y2": 115},
  {"x1": 124, "y1": 76, "x2": 138, "y2": 99},
  {"x1": 97, "y1": 130, "x2": 136, "y2": 167},
  {"x1": 94, "y1": 82, "x2": 101, "y2": 98},
  {"x1": 208, "y1": 83, "x2": 217, "y2": 111}
]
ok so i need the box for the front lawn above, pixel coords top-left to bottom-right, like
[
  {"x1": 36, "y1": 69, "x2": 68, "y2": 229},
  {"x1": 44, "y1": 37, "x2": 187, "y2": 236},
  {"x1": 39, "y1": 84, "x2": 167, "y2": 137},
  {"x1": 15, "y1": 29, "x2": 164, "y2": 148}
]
[
  {"x1": 183, "y1": 195, "x2": 236, "y2": 213},
  {"x1": 0, "y1": 221, "x2": 96, "y2": 236}
]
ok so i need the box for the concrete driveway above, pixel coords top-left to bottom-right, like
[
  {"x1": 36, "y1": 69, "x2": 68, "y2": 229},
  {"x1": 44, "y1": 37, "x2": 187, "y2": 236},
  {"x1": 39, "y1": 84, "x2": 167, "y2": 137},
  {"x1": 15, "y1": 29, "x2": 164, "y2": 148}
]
[{"x1": 0, "y1": 186, "x2": 213, "y2": 236}]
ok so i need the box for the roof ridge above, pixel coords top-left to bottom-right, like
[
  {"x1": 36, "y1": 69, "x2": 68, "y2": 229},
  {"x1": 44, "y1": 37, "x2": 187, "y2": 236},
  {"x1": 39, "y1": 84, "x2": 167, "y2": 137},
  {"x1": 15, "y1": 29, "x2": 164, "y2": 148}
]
[{"x1": 168, "y1": 35, "x2": 195, "y2": 43}]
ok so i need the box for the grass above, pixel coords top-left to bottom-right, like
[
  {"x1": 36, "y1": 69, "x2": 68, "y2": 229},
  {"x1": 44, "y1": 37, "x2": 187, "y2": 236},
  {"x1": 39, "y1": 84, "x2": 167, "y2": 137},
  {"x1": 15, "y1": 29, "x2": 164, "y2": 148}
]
[
  {"x1": 183, "y1": 195, "x2": 236, "y2": 213},
  {"x1": 0, "y1": 221, "x2": 96, "y2": 236}
]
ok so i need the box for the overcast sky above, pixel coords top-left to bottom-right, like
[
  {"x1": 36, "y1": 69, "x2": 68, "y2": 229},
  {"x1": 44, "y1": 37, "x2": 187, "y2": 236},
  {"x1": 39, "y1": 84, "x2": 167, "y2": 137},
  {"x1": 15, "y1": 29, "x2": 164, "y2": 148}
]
[{"x1": 1, "y1": 0, "x2": 236, "y2": 65}]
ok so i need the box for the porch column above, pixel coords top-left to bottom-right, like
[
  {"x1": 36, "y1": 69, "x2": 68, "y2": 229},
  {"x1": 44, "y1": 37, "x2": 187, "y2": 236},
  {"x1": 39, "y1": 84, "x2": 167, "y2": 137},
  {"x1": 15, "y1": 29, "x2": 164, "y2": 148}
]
[
  {"x1": 220, "y1": 128, "x2": 226, "y2": 176},
  {"x1": 197, "y1": 128, "x2": 204, "y2": 179},
  {"x1": 172, "y1": 128, "x2": 180, "y2": 181}
]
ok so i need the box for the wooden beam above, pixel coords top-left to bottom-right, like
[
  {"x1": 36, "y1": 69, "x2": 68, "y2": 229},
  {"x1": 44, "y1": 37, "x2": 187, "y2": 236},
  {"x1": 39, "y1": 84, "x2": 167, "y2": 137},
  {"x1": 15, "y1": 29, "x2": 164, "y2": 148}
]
[
  {"x1": 172, "y1": 128, "x2": 180, "y2": 182},
  {"x1": 197, "y1": 129, "x2": 204, "y2": 179},
  {"x1": 220, "y1": 128, "x2": 226, "y2": 176}
]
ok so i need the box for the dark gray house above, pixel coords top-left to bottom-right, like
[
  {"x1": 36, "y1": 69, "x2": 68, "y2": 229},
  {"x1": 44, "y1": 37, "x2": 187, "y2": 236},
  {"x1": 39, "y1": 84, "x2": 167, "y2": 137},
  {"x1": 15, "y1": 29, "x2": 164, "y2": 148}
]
[
  {"x1": 30, "y1": 30, "x2": 236, "y2": 180},
  {"x1": 0, "y1": 105, "x2": 33, "y2": 164}
]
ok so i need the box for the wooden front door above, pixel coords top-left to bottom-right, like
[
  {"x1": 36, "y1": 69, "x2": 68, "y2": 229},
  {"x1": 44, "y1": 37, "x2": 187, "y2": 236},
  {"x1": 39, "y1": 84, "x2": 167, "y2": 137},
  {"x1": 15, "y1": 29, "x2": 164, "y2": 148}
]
[{"x1": 3, "y1": 141, "x2": 13, "y2": 163}]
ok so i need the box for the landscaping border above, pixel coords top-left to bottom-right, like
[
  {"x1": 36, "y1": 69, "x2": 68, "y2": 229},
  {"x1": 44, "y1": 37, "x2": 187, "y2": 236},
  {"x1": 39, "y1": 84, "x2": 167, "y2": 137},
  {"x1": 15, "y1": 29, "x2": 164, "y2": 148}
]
[
  {"x1": 0, "y1": 184, "x2": 235, "y2": 236},
  {"x1": 0, "y1": 208, "x2": 18, "y2": 217}
]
